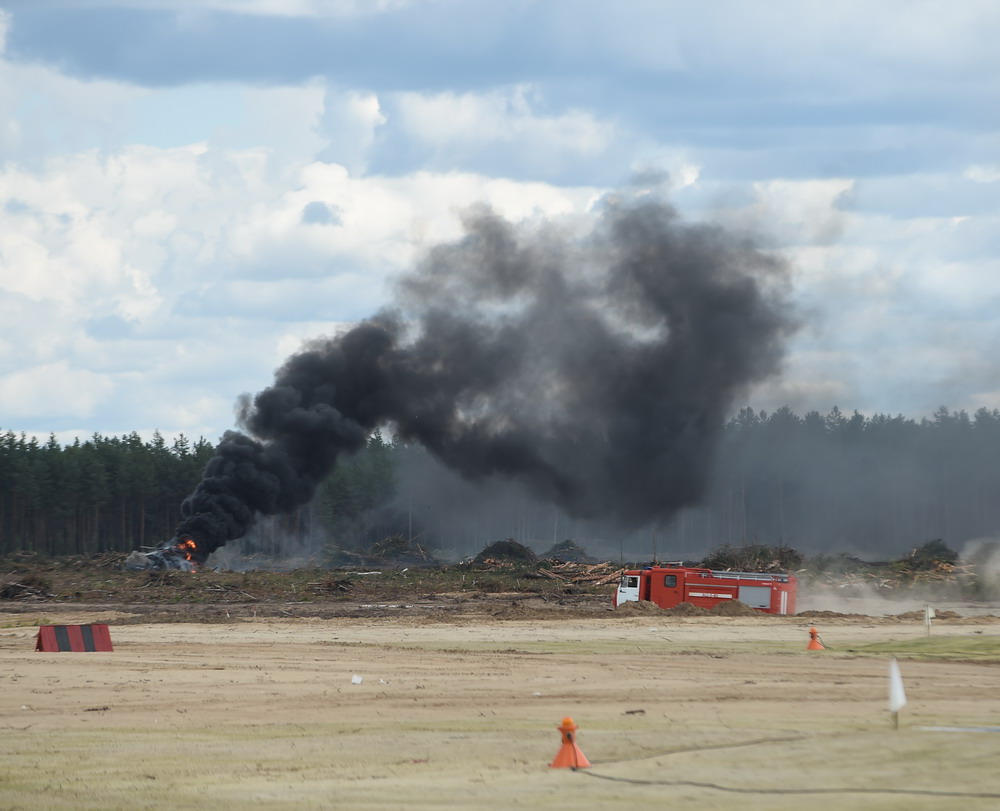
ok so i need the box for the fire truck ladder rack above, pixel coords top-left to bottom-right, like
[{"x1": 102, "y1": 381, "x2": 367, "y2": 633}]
[{"x1": 701, "y1": 570, "x2": 791, "y2": 583}]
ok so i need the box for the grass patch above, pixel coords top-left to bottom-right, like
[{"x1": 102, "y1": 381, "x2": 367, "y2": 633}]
[{"x1": 842, "y1": 635, "x2": 1000, "y2": 662}]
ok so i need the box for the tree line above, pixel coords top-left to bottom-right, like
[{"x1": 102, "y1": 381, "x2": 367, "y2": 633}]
[
  {"x1": 697, "y1": 405, "x2": 1000, "y2": 557},
  {"x1": 0, "y1": 431, "x2": 215, "y2": 556},
  {"x1": 2, "y1": 405, "x2": 1000, "y2": 560},
  {"x1": 0, "y1": 427, "x2": 400, "y2": 560},
  {"x1": 358, "y1": 405, "x2": 1000, "y2": 561}
]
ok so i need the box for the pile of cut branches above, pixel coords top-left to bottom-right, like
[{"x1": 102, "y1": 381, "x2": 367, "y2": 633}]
[
  {"x1": 327, "y1": 534, "x2": 439, "y2": 568},
  {"x1": 700, "y1": 544, "x2": 802, "y2": 573},
  {"x1": 370, "y1": 534, "x2": 435, "y2": 563},
  {"x1": 542, "y1": 540, "x2": 597, "y2": 564},
  {"x1": 533, "y1": 561, "x2": 623, "y2": 587},
  {"x1": 1, "y1": 575, "x2": 55, "y2": 601},
  {"x1": 474, "y1": 539, "x2": 538, "y2": 565}
]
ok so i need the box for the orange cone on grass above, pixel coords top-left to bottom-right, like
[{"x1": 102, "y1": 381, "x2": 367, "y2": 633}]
[
  {"x1": 807, "y1": 626, "x2": 825, "y2": 650},
  {"x1": 550, "y1": 717, "x2": 591, "y2": 769}
]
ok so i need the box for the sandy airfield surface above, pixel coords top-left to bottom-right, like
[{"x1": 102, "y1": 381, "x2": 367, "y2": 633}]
[{"x1": 2, "y1": 600, "x2": 1000, "y2": 810}]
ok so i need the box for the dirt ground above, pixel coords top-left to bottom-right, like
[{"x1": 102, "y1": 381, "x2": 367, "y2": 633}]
[{"x1": 3, "y1": 599, "x2": 1000, "y2": 810}]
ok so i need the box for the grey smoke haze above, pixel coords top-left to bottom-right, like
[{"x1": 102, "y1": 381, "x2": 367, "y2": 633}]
[
  {"x1": 386, "y1": 447, "x2": 672, "y2": 563},
  {"x1": 174, "y1": 196, "x2": 796, "y2": 561}
]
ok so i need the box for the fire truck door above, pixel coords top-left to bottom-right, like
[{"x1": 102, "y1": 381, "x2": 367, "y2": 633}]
[
  {"x1": 615, "y1": 575, "x2": 640, "y2": 605},
  {"x1": 659, "y1": 573, "x2": 682, "y2": 605}
]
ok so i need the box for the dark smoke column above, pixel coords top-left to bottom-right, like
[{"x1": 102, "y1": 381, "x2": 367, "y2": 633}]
[{"x1": 171, "y1": 196, "x2": 796, "y2": 562}]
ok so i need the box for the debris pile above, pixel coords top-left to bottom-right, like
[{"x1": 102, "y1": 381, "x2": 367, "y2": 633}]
[
  {"x1": 905, "y1": 539, "x2": 958, "y2": 569},
  {"x1": 533, "y1": 561, "x2": 623, "y2": 587},
  {"x1": 806, "y1": 540, "x2": 975, "y2": 594},
  {"x1": 542, "y1": 540, "x2": 597, "y2": 564},
  {"x1": 0, "y1": 576, "x2": 54, "y2": 601},
  {"x1": 465, "y1": 539, "x2": 621, "y2": 585},
  {"x1": 329, "y1": 534, "x2": 439, "y2": 568},
  {"x1": 369, "y1": 534, "x2": 436, "y2": 564},
  {"x1": 473, "y1": 539, "x2": 538, "y2": 565},
  {"x1": 701, "y1": 544, "x2": 802, "y2": 573},
  {"x1": 125, "y1": 547, "x2": 196, "y2": 572},
  {"x1": 807, "y1": 559, "x2": 976, "y2": 593}
]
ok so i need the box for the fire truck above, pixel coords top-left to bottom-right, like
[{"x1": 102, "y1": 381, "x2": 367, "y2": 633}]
[{"x1": 614, "y1": 565, "x2": 797, "y2": 615}]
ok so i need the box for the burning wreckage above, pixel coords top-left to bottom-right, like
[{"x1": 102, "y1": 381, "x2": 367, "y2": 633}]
[{"x1": 125, "y1": 537, "x2": 202, "y2": 572}]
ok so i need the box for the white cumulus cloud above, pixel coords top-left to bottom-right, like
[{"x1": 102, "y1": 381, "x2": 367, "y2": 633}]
[
  {"x1": 394, "y1": 85, "x2": 615, "y2": 164},
  {"x1": 0, "y1": 363, "x2": 116, "y2": 419}
]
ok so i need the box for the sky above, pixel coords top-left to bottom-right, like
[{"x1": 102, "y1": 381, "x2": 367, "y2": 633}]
[{"x1": 0, "y1": 0, "x2": 998, "y2": 445}]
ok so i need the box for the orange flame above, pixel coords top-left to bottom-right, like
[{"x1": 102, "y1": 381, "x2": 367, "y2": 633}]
[{"x1": 177, "y1": 538, "x2": 198, "y2": 565}]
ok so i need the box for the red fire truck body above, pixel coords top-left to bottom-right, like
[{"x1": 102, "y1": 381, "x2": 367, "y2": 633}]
[{"x1": 614, "y1": 566, "x2": 797, "y2": 615}]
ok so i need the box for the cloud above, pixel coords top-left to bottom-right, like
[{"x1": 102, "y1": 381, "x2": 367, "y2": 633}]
[
  {"x1": 0, "y1": 22, "x2": 145, "y2": 162},
  {"x1": 0, "y1": 0, "x2": 997, "y2": 441},
  {"x1": 7, "y1": 2, "x2": 998, "y2": 116},
  {"x1": 365, "y1": 85, "x2": 618, "y2": 182},
  {"x1": 1, "y1": 129, "x2": 996, "y2": 433},
  {"x1": 0, "y1": 362, "x2": 116, "y2": 419},
  {"x1": 178, "y1": 0, "x2": 414, "y2": 16},
  {"x1": 849, "y1": 173, "x2": 1000, "y2": 218},
  {"x1": 712, "y1": 178, "x2": 855, "y2": 247},
  {"x1": 8, "y1": 0, "x2": 415, "y2": 18},
  {"x1": 315, "y1": 86, "x2": 386, "y2": 174},
  {"x1": 0, "y1": 133, "x2": 601, "y2": 436},
  {"x1": 965, "y1": 164, "x2": 1000, "y2": 183},
  {"x1": 5, "y1": 3, "x2": 998, "y2": 187},
  {"x1": 969, "y1": 390, "x2": 1000, "y2": 411},
  {"x1": 667, "y1": 171, "x2": 1000, "y2": 419},
  {"x1": 394, "y1": 85, "x2": 614, "y2": 158}
]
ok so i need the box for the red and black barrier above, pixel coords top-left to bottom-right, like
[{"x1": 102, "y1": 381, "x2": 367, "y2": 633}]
[{"x1": 36, "y1": 624, "x2": 113, "y2": 652}]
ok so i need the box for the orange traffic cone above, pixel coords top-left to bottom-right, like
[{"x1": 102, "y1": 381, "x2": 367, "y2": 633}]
[
  {"x1": 550, "y1": 717, "x2": 591, "y2": 769},
  {"x1": 807, "y1": 626, "x2": 825, "y2": 650}
]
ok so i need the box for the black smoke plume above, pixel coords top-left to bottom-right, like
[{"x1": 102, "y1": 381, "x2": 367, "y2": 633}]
[{"x1": 172, "y1": 196, "x2": 796, "y2": 563}]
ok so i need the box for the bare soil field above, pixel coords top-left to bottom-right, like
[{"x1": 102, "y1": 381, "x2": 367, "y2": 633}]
[{"x1": 3, "y1": 597, "x2": 1000, "y2": 810}]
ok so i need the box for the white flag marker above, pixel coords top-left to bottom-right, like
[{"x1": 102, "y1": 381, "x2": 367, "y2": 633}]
[{"x1": 889, "y1": 658, "x2": 907, "y2": 729}]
